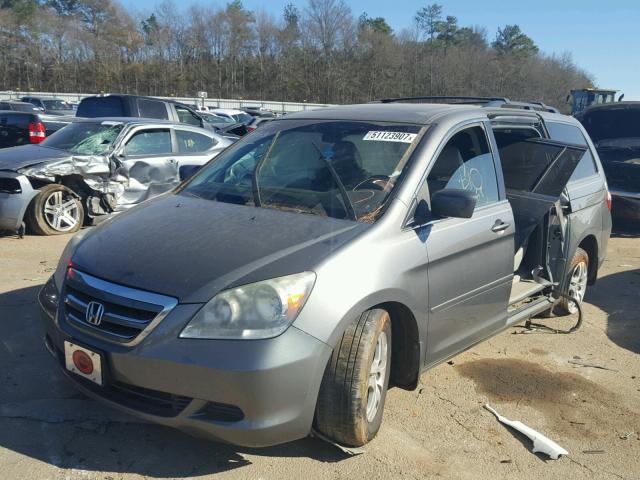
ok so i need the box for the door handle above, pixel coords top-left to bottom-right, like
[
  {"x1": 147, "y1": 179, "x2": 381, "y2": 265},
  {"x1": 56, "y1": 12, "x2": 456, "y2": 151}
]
[{"x1": 491, "y1": 220, "x2": 510, "y2": 233}]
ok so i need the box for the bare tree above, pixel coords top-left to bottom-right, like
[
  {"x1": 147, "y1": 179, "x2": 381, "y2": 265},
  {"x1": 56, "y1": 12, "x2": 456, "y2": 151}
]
[{"x1": 0, "y1": 0, "x2": 593, "y2": 112}]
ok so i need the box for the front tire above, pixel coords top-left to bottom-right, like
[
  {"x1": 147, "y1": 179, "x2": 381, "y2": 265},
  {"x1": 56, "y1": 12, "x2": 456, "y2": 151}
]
[
  {"x1": 315, "y1": 309, "x2": 392, "y2": 447},
  {"x1": 26, "y1": 184, "x2": 84, "y2": 236}
]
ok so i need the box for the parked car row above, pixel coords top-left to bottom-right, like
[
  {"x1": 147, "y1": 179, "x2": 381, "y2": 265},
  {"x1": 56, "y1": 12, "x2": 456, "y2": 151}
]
[
  {"x1": 0, "y1": 95, "x2": 283, "y2": 236},
  {"x1": 4, "y1": 92, "x2": 631, "y2": 225},
  {"x1": 1, "y1": 95, "x2": 276, "y2": 148},
  {"x1": 0, "y1": 118, "x2": 231, "y2": 236},
  {"x1": 36, "y1": 97, "x2": 611, "y2": 449}
]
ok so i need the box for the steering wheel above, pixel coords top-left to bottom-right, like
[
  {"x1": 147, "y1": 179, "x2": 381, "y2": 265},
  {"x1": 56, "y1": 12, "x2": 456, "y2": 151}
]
[{"x1": 354, "y1": 175, "x2": 392, "y2": 192}]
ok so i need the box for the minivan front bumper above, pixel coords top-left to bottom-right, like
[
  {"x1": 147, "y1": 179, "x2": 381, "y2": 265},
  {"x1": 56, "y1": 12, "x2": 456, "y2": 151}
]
[{"x1": 40, "y1": 280, "x2": 332, "y2": 447}]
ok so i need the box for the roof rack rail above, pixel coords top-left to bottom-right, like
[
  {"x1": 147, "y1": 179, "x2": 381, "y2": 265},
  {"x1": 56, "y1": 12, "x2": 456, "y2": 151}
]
[
  {"x1": 377, "y1": 96, "x2": 559, "y2": 113},
  {"x1": 485, "y1": 99, "x2": 559, "y2": 114},
  {"x1": 378, "y1": 96, "x2": 508, "y2": 104}
]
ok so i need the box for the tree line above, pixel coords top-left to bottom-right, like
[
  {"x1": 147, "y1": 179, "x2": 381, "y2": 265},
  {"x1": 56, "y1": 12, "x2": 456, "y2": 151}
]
[{"x1": 0, "y1": 0, "x2": 593, "y2": 112}]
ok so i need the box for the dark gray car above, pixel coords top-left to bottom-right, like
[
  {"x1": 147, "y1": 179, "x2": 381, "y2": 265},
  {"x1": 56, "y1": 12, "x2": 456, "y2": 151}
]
[{"x1": 39, "y1": 99, "x2": 611, "y2": 448}]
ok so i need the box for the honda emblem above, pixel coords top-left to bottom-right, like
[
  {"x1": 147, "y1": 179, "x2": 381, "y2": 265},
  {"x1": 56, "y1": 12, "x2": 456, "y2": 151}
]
[{"x1": 85, "y1": 301, "x2": 105, "y2": 326}]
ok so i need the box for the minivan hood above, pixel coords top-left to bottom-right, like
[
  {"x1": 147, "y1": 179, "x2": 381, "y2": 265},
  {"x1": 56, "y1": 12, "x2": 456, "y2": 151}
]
[
  {"x1": 71, "y1": 195, "x2": 367, "y2": 303},
  {"x1": 0, "y1": 145, "x2": 70, "y2": 172}
]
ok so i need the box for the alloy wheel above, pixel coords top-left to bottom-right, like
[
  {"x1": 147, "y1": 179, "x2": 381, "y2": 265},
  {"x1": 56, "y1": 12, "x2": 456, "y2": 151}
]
[
  {"x1": 43, "y1": 190, "x2": 80, "y2": 232},
  {"x1": 366, "y1": 331, "x2": 388, "y2": 422},
  {"x1": 567, "y1": 261, "x2": 588, "y2": 314}
]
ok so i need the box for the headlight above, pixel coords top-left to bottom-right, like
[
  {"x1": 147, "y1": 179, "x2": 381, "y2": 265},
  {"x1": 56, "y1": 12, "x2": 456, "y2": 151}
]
[
  {"x1": 53, "y1": 228, "x2": 89, "y2": 287},
  {"x1": 180, "y1": 272, "x2": 316, "y2": 340},
  {"x1": 39, "y1": 275, "x2": 59, "y2": 318}
]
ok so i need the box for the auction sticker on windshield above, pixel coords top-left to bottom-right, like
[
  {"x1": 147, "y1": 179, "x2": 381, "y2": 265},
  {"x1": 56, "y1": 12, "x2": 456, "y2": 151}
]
[{"x1": 363, "y1": 131, "x2": 417, "y2": 143}]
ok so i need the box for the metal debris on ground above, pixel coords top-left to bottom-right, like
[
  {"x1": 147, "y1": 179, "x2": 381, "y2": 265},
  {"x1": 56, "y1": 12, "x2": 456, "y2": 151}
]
[
  {"x1": 619, "y1": 431, "x2": 634, "y2": 440},
  {"x1": 484, "y1": 404, "x2": 569, "y2": 460},
  {"x1": 310, "y1": 429, "x2": 366, "y2": 455},
  {"x1": 568, "y1": 359, "x2": 618, "y2": 372},
  {"x1": 582, "y1": 449, "x2": 606, "y2": 454}
]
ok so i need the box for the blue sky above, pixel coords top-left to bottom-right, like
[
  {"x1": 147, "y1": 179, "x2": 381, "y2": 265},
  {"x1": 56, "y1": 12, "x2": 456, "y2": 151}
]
[{"x1": 122, "y1": 0, "x2": 640, "y2": 100}]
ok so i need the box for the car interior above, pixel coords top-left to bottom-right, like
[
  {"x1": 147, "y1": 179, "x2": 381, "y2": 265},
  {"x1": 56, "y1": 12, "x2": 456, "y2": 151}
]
[
  {"x1": 189, "y1": 122, "x2": 420, "y2": 221},
  {"x1": 492, "y1": 124, "x2": 584, "y2": 307},
  {"x1": 425, "y1": 120, "x2": 585, "y2": 308}
]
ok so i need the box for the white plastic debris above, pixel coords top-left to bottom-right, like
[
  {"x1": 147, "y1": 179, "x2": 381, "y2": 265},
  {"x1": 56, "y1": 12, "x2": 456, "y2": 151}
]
[{"x1": 484, "y1": 404, "x2": 569, "y2": 460}]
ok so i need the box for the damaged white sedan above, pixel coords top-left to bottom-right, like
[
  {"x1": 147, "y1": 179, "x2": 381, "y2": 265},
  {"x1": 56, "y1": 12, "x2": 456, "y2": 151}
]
[{"x1": 0, "y1": 118, "x2": 232, "y2": 235}]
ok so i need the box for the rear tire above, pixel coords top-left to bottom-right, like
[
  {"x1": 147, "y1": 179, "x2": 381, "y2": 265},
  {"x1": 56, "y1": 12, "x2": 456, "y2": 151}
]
[
  {"x1": 25, "y1": 184, "x2": 84, "y2": 236},
  {"x1": 555, "y1": 247, "x2": 589, "y2": 315},
  {"x1": 315, "y1": 309, "x2": 392, "y2": 447}
]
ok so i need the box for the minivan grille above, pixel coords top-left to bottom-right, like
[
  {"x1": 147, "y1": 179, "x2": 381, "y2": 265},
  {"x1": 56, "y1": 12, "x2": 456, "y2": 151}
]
[{"x1": 62, "y1": 268, "x2": 177, "y2": 345}]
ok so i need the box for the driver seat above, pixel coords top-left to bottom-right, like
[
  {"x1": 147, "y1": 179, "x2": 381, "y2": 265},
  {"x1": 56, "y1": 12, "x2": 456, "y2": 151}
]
[
  {"x1": 427, "y1": 145, "x2": 464, "y2": 195},
  {"x1": 331, "y1": 141, "x2": 367, "y2": 188}
]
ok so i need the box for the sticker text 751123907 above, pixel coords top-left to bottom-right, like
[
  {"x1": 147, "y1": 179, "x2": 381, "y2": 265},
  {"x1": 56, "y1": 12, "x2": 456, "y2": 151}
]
[{"x1": 363, "y1": 131, "x2": 417, "y2": 143}]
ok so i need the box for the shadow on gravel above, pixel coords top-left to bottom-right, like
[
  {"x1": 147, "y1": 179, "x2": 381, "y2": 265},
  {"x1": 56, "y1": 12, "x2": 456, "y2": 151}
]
[
  {"x1": 0, "y1": 285, "x2": 346, "y2": 478},
  {"x1": 586, "y1": 268, "x2": 640, "y2": 355}
]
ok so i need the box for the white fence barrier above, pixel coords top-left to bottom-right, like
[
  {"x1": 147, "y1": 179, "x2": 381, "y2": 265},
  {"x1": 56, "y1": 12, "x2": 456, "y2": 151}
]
[{"x1": 0, "y1": 91, "x2": 331, "y2": 114}]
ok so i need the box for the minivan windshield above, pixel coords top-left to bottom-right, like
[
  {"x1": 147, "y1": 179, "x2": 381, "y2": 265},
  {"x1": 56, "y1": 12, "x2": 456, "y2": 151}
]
[
  {"x1": 42, "y1": 122, "x2": 124, "y2": 155},
  {"x1": 181, "y1": 120, "x2": 422, "y2": 221}
]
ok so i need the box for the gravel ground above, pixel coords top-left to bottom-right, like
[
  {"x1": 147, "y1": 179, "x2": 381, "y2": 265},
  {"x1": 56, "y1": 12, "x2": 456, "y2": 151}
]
[{"x1": 0, "y1": 230, "x2": 638, "y2": 480}]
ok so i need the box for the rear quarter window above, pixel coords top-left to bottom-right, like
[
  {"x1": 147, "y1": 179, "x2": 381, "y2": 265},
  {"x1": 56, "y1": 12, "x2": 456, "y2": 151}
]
[
  {"x1": 175, "y1": 130, "x2": 214, "y2": 153},
  {"x1": 546, "y1": 122, "x2": 598, "y2": 182},
  {"x1": 175, "y1": 106, "x2": 203, "y2": 126},
  {"x1": 77, "y1": 97, "x2": 125, "y2": 118},
  {"x1": 137, "y1": 99, "x2": 169, "y2": 119}
]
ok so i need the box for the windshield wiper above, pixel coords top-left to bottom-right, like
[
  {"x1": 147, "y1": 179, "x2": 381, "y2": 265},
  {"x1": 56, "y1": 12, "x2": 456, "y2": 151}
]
[{"x1": 311, "y1": 142, "x2": 357, "y2": 221}]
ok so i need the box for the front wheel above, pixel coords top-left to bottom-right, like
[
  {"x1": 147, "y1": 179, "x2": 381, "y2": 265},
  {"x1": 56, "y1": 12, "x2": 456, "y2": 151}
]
[
  {"x1": 315, "y1": 309, "x2": 392, "y2": 447},
  {"x1": 25, "y1": 184, "x2": 84, "y2": 235}
]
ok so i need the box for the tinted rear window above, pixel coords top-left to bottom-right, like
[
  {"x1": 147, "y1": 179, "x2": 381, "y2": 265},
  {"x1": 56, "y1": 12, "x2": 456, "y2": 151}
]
[
  {"x1": 137, "y1": 98, "x2": 168, "y2": 119},
  {"x1": 77, "y1": 97, "x2": 124, "y2": 117}
]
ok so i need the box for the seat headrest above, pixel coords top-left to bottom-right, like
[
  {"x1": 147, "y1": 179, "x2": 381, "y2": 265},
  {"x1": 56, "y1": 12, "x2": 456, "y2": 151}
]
[{"x1": 430, "y1": 145, "x2": 463, "y2": 178}]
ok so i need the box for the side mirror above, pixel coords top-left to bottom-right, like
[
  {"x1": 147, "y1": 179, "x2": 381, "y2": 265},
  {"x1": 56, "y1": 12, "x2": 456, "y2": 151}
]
[
  {"x1": 179, "y1": 164, "x2": 201, "y2": 181},
  {"x1": 431, "y1": 189, "x2": 477, "y2": 219}
]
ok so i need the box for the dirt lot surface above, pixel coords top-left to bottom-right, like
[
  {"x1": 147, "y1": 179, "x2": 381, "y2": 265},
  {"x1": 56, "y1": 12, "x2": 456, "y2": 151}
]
[{"x1": 0, "y1": 230, "x2": 638, "y2": 480}]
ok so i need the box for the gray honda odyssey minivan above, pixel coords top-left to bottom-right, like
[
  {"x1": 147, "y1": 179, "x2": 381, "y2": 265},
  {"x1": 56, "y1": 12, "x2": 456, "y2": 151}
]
[{"x1": 39, "y1": 98, "x2": 611, "y2": 448}]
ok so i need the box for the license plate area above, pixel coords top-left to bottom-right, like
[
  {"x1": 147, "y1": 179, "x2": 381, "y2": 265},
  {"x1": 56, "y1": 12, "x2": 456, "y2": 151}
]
[{"x1": 64, "y1": 340, "x2": 103, "y2": 386}]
